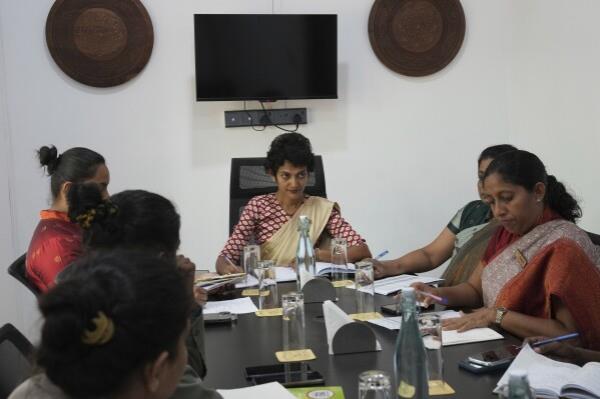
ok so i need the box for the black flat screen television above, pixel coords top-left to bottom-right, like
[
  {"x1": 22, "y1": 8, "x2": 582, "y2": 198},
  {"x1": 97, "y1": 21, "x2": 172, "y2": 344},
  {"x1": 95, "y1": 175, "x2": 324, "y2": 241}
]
[{"x1": 194, "y1": 14, "x2": 337, "y2": 101}]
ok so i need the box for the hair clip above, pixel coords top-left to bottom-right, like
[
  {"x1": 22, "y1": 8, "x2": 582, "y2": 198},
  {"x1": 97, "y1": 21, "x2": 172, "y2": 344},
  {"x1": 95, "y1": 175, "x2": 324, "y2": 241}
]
[{"x1": 82, "y1": 311, "x2": 114, "y2": 345}]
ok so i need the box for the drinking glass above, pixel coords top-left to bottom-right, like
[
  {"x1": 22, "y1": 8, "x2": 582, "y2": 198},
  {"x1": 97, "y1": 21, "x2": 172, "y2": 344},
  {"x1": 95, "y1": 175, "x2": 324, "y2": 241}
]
[
  {"x1": 358, "y1": 370, "x2": 393, "y2": 399},
  {"x1": 330, "y1": 238, "x2": 348, "y2": 282},
  {"x1": 255, "y1": 260, "x2": 278, "y2": 309},
  {"x1": 418, "y1": 313, "x2": 443, "y2": 389},
  {"x1": 243, "y1": 244, "x2": 260, "y2": 285},
  {"x1": 355, "y1": 260, "x2": 375, "y2": 314},
  {"x1": 282, "y1": 292, "x2": 306, "y2": 350}
]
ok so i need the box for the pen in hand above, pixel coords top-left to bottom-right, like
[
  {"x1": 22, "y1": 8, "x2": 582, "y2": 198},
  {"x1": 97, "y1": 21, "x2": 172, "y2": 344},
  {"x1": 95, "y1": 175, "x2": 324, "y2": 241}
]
[
  {"x1": 416, "y1": 289, "x2": 449, "y2": 305},
  {"x1": 531, "y1": 332, "x2": 579, "y2": 348},
  {"x1": 374, "y1": 250, "x2": 389, "y2": 260}
]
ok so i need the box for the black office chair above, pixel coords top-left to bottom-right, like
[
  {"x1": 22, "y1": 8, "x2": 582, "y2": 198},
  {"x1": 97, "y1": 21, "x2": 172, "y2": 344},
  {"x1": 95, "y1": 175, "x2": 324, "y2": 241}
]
[
  {"x1": 587, "y1": 231, "x2": 600, "y2": 246},
  {"x1": 8, "y1": 254, "x2": 41, "y2": 297},
  {"x1": 0, "y1": 323, "x2": 34, "y2": 398},
  {"x1": 229, "y1": 156, "x2": 327, "y2": 234}
]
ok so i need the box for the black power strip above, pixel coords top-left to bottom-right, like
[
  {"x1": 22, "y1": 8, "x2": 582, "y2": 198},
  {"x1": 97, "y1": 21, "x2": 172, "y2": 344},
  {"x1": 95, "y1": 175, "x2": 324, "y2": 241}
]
[{"x1": 225, "y1": 108, "x2": 307, "y2": 128}]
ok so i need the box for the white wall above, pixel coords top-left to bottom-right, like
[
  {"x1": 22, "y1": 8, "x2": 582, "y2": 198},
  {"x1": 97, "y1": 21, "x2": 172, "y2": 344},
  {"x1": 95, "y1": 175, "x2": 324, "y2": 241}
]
[
  {"x1": 507, "y1": 0, "x2": 600, "y2": 232},
  {"x1": 0, "y1": 0, "x2": 598, "y2": 337}
]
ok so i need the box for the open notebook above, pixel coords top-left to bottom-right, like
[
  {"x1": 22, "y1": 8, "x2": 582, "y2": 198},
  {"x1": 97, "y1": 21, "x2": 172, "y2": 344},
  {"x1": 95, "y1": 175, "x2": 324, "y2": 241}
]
[{"x1": 495, "y1": 344, "x2": 600, "y2": 399}]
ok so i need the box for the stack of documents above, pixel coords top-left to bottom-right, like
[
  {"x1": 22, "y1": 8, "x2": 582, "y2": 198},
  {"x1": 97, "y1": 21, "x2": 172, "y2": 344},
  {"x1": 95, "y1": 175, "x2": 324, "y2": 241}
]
[
  {"x1": 367, "y1": 311, "x2": 504, "y2": 346},
  {"x1": 195, "y1": 272, "x2": 246, "y2": 292},
  {"x1": 495, "y1": 344, "x2": 600, "y2": 398}
]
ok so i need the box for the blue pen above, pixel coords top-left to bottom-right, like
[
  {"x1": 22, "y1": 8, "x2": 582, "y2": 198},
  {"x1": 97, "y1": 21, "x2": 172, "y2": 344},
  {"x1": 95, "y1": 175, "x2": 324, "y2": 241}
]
[
  {"x1": 532, "y1": 332, "x2": 579, "y2": 348},
  {"x1": 375, "y1": 250, "x2": 389, "y2": 260}
]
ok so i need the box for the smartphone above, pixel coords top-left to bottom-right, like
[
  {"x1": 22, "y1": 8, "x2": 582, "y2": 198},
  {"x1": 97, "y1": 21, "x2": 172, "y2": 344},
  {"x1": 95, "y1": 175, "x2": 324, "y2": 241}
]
[
  {"x1": 204, "y1": 311, "x2": 237, "y2": 325},
  {"x1": 252, "y1": 371, "x2": 324, "y2": 387},
  {"x1": 467, "y1": 344, "x2": 520, "y2": 367},
  {"x1": 380, "y1": 303, "x2": 401, "y2": 315}
]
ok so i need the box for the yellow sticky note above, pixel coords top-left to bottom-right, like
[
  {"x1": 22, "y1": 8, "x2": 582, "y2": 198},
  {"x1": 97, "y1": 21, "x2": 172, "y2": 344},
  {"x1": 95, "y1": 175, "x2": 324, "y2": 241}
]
[
  {"x1": 349, "y1": 312, "x2": 384, "y2": 321},
  {"x1": 275, "y1": 349, "x2": 316, "y2": 362},
  {"x1": 332, "y1": 280, "x2": 354, "y2": 288},
  {"x1": 429, "y1": 381, "x2": 455, "y2": 396},
  {"x1": 255, "y1": 308, "x2": 283, "y2": 317},
  {"x1": 241, "y1": 289, "x2": 270, "y2": 297}
]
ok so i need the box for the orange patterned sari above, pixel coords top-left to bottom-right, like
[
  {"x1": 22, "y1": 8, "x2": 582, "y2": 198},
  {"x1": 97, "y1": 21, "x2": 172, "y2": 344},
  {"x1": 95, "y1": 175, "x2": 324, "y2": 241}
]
[{"x1": 482, "y1": 219, "x2": 600, "y2": 349}]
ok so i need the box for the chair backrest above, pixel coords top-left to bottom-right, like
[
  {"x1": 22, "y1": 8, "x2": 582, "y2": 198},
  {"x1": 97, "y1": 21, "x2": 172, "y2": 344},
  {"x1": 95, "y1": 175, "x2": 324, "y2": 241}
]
[
  {"x1": 229, "y1": 156, "x2": 327, "y2": 234},
  {"x1": 8, "y1": 254, "x2": 41, "y2": 297},
  {"x1": 587, "y1": 231, "x2": 600, "y2": 246},
  {"x1": 0, "y1": 323, "x2": 34, "y2": 398}
]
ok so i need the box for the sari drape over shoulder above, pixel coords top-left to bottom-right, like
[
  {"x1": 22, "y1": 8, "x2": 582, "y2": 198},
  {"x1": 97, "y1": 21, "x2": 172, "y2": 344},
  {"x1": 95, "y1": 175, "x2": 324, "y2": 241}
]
[
  {"x1": 261, "y1": 196, "x2": 336, "y2": 266},
  {"x1": 481, "y1": 219, "x2": 600, "y2": 349}
]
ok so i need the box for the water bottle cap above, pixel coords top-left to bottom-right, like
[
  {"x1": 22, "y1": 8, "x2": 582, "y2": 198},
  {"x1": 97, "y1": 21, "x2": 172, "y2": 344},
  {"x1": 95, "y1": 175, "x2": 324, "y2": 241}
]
[{"x1": 509, "y1": 369, "x2": 528, "y2": 378}]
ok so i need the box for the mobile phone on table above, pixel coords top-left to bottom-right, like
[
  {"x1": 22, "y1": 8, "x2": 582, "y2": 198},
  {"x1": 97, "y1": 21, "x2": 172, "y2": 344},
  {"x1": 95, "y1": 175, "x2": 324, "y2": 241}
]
[
  {"x1": 204, "y1": 311, "x2": 237, "y2": 325},
  {"x1": 380, "y1": 303, "x2": 401, "y2": 315},
  {"x1": 467, "y1": 344, "x2": 520, "y2": 367}
]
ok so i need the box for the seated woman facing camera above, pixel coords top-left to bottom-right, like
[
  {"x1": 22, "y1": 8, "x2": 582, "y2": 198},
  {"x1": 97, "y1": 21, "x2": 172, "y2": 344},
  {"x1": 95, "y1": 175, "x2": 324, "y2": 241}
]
[
  {"x1": 65, "y1": 185, "x2": 214, "y2": 390},
  {"x1": 25, "y1": 145, "x2": 109, "y2": 292},
  {"x1": 10, "y1": 250, "x2": 190, "y2": 399},
  {"x1": 216, "y1": 133, "x2": 371, "y2": 274},
  {"x1": 414, "y1": 150, "x2": 600, "y2": 349}
]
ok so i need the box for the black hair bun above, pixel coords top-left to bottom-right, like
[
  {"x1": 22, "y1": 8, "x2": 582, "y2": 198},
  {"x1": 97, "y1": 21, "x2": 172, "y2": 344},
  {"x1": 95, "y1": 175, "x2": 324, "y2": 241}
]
[{"x1": 38, "y1": 145, "x2": 59, "y2": 175}]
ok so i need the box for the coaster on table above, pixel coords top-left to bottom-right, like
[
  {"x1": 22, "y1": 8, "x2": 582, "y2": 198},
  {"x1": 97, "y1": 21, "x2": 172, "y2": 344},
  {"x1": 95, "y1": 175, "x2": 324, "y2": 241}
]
[
  {"x1": 255, "y1": 308, "x2": 283, "y2": 317},
  {"x1": 242, "y1": 289, "x2": 270, "y2": 297},
  {"x1": 349, "y1": 312, "x2": 384, "y2": 321},
  {"x1": 332, "y1": 280, "x2": 354, "y2": 288},
  {"x1": 429, "y1": 381, "x2": 455, "y2": 395},
  {"x1": 275, "y1": 349, "x2": 316, "y2": 362}
]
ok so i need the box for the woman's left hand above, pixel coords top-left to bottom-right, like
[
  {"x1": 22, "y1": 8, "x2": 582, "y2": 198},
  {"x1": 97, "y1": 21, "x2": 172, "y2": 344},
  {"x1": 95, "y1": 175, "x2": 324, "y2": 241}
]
[{"x1": 442, "y1": 308, "x2": 495, "y2": 332}]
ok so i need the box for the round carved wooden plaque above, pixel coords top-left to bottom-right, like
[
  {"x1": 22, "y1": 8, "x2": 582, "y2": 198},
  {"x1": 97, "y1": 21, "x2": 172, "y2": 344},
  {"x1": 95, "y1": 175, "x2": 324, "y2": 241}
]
[
  {"x1": 46, "y1": 0, "x2": 154, "y2": 87},
  {"x1": 368, "y1": 0, "x2": 465, "y2": 77}
]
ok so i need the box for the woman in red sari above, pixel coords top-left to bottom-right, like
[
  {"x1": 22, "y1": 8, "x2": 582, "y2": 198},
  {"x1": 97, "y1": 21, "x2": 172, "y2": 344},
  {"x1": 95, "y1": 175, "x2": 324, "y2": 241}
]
[
  {"x1": 25, "y1": 145, "x2": 109, "y2": 293},
  {"x1": 414, "y1": 150, "x2": 600, "y2": 350}
]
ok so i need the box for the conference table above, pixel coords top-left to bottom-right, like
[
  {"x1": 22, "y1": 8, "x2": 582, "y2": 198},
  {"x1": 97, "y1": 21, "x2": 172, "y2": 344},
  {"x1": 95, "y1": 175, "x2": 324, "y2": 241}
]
[{"x1": 203, "y1": 282, "x2": 517, "y2": 398}]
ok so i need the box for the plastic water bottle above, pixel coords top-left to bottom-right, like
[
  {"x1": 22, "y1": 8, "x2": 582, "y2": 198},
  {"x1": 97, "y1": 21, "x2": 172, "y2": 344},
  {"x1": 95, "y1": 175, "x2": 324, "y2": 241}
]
[
  {"x1": 395, "y1": 287, "x2": 429, "y2": 398},
  {"x1": 295, "y1": 215, "x2": 316, "y2": 290},
  {"x1": 506, "y1": 370, "x2": 534, "y2": 399}
]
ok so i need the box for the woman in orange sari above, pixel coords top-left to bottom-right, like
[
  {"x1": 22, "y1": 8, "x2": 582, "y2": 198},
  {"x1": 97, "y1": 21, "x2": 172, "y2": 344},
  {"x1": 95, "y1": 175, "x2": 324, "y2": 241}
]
[
  {"x1": 414, "y1": 150, "x2": 600, "y2": 350},
  {"x1": 25, "y1": 145, "x2": 109, "y2": 292}
]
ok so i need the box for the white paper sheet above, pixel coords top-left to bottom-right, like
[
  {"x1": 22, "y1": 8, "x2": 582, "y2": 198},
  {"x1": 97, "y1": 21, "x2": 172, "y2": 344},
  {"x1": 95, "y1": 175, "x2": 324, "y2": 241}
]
[
  {"x1": 359, "y1": 274, "x2": 443, "y2": 295},
  {"x1": 217, "y1": 382, "x2": 296, "y2": 399},
  {"x1": 203, "y1": 297, "x2": 258, "y2": 315},
  {"x1": 274, "y1": 266, "x2": 297, "y2": 282},
  {"x1": 235, "y1": 274, "x2": 258, "y2": 288},
  {"x1": 367, "y1": 311, "x2": 504, "y2": 346}
]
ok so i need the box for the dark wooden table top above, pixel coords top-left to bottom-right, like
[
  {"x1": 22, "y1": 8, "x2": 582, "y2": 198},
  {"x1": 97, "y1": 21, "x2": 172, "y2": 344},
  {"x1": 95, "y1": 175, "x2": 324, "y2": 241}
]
[{"x1": 203, "y1": 282, "x2": 516, "y2": 398}]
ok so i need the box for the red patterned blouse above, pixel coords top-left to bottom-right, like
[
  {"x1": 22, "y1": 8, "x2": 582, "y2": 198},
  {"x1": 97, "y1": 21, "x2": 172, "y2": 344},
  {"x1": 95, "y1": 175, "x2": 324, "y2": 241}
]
[
  {"x1": 220, "y1": 194, "x2": 365, "y2": 264},
  {"x1": 25, "y1": 210, "x2": 82, "y2": 292}
]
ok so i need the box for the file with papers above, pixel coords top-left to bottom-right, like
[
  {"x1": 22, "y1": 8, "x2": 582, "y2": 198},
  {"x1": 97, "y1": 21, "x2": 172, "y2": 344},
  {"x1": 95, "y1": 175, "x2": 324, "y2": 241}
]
[{"x1": 495, "y1": 344, "x2": 600, "y2": 399}]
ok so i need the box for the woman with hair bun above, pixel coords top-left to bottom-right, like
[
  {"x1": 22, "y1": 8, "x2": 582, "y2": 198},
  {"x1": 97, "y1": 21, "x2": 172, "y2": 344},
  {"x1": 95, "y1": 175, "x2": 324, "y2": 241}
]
[
  {"x1": 10, "y1": 249, "x2": 191, "y2": 399},
  {"x1": 414, "y1": 150, "x2": 600, "y2": 350},
  {"x1": 25, "y1": 145, "x2": 109, "y2": 292},
  {"x1": 216, "y1": 132, "x2": 371, "y2": 274},
  {"x1": 65, "y1": 184, "x2": 219, "y2": 399}
]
